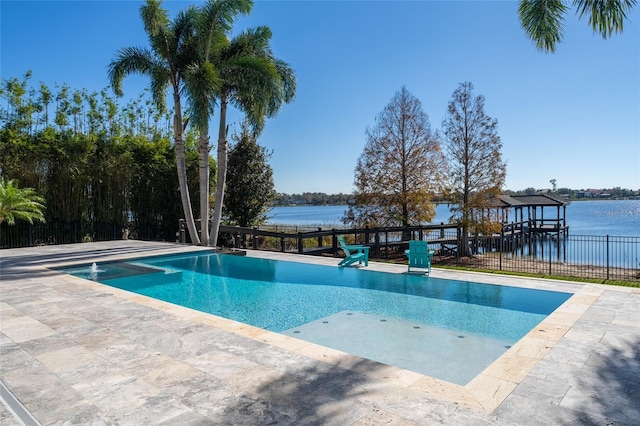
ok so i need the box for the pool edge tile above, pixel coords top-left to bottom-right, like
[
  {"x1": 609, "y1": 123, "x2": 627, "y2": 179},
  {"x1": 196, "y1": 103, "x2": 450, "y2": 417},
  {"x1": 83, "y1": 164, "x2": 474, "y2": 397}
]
[
  {"x1": 465, "y1": 374, "x2": 518, "y2": 413},
  {"x1": 410, "y1": 376, "x2": 484, "y2": 411}
]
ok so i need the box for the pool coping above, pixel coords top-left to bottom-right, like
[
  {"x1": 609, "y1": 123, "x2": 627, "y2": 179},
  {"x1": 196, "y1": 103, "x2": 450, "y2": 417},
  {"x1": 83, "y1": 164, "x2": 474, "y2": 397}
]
[{"x1": 2, "y1": 241, "x2": 638, "y2": 424}]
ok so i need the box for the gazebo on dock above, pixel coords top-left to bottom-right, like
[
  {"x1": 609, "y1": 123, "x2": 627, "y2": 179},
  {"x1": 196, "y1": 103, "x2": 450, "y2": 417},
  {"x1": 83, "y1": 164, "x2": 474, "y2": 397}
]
[{"x1": 493, "y1": 194, "x2": 570, "y2": 238}]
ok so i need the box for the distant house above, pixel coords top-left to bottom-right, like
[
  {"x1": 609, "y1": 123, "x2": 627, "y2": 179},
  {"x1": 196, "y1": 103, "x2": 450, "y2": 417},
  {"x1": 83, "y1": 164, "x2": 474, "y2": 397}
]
[
  {"x1": 578, "y1": 189, "x2": 600, "y2": 198},
  {"x1": 582, "y1": 189, "x2": 613, "y2": 198}
]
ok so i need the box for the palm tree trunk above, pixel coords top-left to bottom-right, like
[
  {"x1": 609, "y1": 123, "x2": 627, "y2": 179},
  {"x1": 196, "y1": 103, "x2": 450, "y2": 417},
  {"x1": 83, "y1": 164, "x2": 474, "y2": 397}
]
[
  {"x1": 173, "y1": 94, "x2": 200, "y2": 245},
  {"x1": 198, "y1": 124, "x2": 210, "y2": 246},
  {"x1": 208, "y1": 97, "x2": 228, "y2": 246}
]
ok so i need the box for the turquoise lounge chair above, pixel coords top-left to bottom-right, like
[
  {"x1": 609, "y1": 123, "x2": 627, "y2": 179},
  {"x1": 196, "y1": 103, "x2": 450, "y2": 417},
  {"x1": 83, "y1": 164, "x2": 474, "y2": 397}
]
[
  {"x1": 337, "y1": 235, "x2": 369, "y2": 267},
  {"x1": 405, "y1": 240, "x2": 435, "y2": 274}
]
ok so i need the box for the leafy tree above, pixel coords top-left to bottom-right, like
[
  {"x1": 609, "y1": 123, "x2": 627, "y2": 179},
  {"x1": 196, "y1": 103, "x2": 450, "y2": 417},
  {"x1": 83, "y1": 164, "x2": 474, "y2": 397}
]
[
  {"x1": 0, "y1": 177, "x2": 45, "y2": 225},
  {"x1": 2, "y1": 72, "x2": 36, "y2": 134},
  {"x1": 206, "y1": 23, "x2": 296, "y2": 246},
  {"x1": 39, "y1": 130, "x2": 93, "y2": 223},
  {"x1": 441, "y1": 82, "x2": 506, "y2": 256},
  {"x1": 54, "y1": 83, "x2": 70, "y2": 131},
  {"x1": 38, "y1": 82, "x2": 52, "y2": 128},
  {"x1": 127, "y1": 133, "x2": 201, "y2": 241},
  {"x1": 224, "y1": 122, "x2": 275, "y2": 227},
  {"x1": 345, "y1": 86, "x2": 443, "y2": 228},
  {"x1": 519, "y1": 0, "x2": 637, "y2": 53},
  {"x1": 91, "y1": 134, "x2": 132, "y2": 224},
  {"x1": 108, "y1": 0, "x2": 201, "y2": 245}
]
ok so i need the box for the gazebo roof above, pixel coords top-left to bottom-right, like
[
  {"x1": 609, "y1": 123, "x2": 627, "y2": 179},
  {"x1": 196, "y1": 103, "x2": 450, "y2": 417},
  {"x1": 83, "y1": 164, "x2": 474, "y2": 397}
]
[
  {"x1": 506, "y1": 194, "x2": 569, "y2": 207},
  {"x1": 486, "y1": 194, "x2": 569, "y2": 208}
]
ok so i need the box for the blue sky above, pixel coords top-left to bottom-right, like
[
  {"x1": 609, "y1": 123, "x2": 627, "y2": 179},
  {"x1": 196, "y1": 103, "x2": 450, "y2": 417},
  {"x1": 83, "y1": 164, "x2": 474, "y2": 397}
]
[{"x1": 2, "y1": 1, "x2": 639, "y2": 194}]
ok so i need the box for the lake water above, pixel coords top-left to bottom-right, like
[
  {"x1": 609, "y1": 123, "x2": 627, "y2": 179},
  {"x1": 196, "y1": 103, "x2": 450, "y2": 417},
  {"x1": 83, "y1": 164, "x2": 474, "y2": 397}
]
[{"x1": 267, "y1": 199, "x2": 640, "y2": 237}]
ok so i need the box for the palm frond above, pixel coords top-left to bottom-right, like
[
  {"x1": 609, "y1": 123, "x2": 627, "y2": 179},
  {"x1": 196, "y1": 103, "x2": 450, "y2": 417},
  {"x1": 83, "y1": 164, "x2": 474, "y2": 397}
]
[
  {"x1": 198, "y1": 0, "x2": 253, "y2": 57},
  {"x1": 573, "y1": 0, "x2": 637, "y2": 38},
  {"x1": 149, "y1": 62, "x2": 171, "y2": 113},
  {"x1": 140, "y1": 0, "x2": 169, "y2": 36},
  {"x1": 140, "y1": 0, "x2": 173, "y2": 57},
  {"x1": 173, "y1": 6, "x2": 198, "y2": 63},
  {"x1": 518, "y1": 0, "x2": 568, "y2": 53},
  {"x1": 226, "y1": 26, "x2": 273, "y2": 58},
  {"x1": 0, "y1": 177, "x2": 45, "y2": 225},
  {"x1": 107, "y1": 46, "x2": 157, "y2": 96},
  {"x1": 274, "y1": 59, "x2": 297, "y2": 104},
  {"x1": 200, "y1": 0, "x2": 253, "y2": 34},
  {"x1": 184, "y1": 62, "x2": 220, "y2": 129}
]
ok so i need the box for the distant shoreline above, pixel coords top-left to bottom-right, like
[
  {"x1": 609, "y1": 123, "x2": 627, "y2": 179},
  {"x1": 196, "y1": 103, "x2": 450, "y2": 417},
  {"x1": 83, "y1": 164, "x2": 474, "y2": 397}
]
[{"x1": 271, "y1": 196, "x2": 640, "y2": 207}]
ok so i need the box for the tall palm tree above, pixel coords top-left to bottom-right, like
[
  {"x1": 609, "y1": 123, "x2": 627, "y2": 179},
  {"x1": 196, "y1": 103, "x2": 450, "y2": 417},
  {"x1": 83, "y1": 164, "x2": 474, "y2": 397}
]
[
  {"x1": 207, "y1": 26, "x2": 297, "y2": 246},
  {"x1": 108, "y1": 0, "x2": 201, "y2": 245},
  {"x1": 184, "y1": 0, "x2": 252, "y2": 246},
  {"x1": 519, "y1": 0, "x2": 637, "y2": 53},
  {"x1": 0, "y1": 177, "x2": 45, "y2": 225}
]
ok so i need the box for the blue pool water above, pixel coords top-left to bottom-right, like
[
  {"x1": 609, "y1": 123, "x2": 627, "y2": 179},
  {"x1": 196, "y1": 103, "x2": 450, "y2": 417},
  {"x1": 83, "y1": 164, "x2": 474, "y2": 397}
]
[{"x1": 61, "y1": 253, "x2": 572, "y2": 384}]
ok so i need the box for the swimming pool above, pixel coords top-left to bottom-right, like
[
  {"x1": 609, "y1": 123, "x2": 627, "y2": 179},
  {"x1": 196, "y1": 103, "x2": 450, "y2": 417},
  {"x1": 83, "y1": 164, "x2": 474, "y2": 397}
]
[{"x1": 61, "y1": 252, "x2": 572, "y2": 385}]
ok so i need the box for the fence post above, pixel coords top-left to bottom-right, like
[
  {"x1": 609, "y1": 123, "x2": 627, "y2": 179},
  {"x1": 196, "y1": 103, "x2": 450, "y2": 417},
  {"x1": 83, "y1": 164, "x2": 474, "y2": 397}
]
[
  {"x1": 548, "y1": 236, "x2": 552, "y2": 275},
  {"x1": 456, "y1": 227, "x2": 461, "y2": 265},
  {"x1": 297, "y1": 232, "x2": 303, "y2": 254},
  {"x1": 332, "y1": 230, "x2": 338, "y2": 256},
  {"x1": 385, "y1": 230, "x2": 389, "y2": 259},
  {"x1": 499, "y1": 229, "x2": 503, "y2": 271},
  {"x1": 606, "y1": 235, "x2": 610, "y2": 280},
  {"x1": 253, "y1": 227, "x2": 258, "y2": 249}
]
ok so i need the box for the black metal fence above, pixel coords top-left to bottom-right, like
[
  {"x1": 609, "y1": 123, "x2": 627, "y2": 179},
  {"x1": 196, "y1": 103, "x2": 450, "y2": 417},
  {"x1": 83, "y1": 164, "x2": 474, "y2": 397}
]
[
  {"x1": 452, "y1": 232, "x2": 640, "y2": 282},
  {"x1": 219, "y1": 225, "x2": 640, "y2": 283},
  {"x1": 4, "y1": 221, "x2": 639, "y2": 283},
  {"x1": 0, "y1": 220, "x2": 174, "y2": 249}
]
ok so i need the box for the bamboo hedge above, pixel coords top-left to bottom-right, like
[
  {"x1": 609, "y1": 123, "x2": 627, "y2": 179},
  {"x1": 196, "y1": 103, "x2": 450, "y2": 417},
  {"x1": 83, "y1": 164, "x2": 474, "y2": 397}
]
[{"x1": 1, "y1": 72, "x2": 212, "y2": 242}]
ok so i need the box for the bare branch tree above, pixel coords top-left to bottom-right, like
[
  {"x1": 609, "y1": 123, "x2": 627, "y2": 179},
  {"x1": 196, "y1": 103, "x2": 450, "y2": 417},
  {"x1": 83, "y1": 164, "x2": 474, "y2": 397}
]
[
  {"x1": 442, "y1": 82, "x2": 506, "y2": 256},
  {"x1": 345, "y1": 86, "x2": 444, "y2": 228}
]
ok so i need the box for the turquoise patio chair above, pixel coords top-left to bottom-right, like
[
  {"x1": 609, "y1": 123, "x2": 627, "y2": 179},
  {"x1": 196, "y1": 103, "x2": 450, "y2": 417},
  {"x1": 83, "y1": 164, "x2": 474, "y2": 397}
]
[
  {"x1": 405, "y1": 240, "x2": 435, "y2": 274},
  {"x1": 337, "y1": 235, "x2": 369, "y2": 267}
]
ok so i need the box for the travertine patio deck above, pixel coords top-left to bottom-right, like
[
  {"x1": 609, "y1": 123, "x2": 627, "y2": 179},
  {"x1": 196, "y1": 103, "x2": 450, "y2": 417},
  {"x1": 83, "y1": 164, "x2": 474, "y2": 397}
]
[{"x1": 1, "y1": 241, "x2": 638, "y2": 425}]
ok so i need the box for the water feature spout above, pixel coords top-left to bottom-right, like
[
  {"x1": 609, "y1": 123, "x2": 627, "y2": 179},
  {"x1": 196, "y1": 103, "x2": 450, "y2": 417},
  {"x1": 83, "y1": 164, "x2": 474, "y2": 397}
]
[{"x1": 91, "y1": 263, "x2": 98, "y2": 273}]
